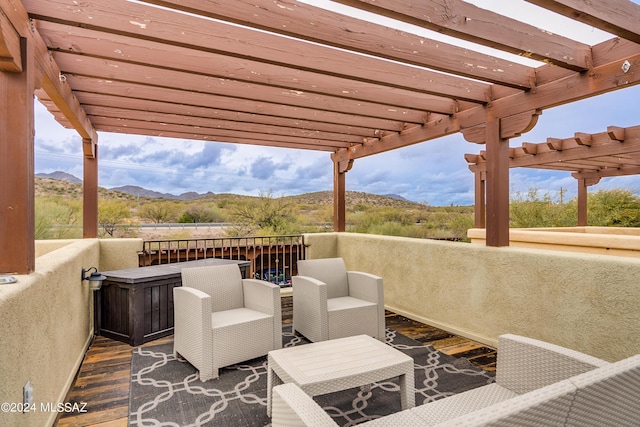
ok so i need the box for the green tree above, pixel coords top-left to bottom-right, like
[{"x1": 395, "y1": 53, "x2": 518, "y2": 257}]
[
  {"x1": 509, "y1": 186, "x2": 576, "y2": 228},
  {"x1": 587, "y1": 189, "x2": 640, "y2": 227},
  {"x1": 178, "y1": 204, "x2": 223, "y2": 223},
  {"x1": 229, "y1": 190, "x2": 295, "y2": 235},
  {"x1": 139, "y1": 201, "x2": 179, "y2": 223},
  {"x1": 99, "y1": 199, "x2": 132, "y2": 237},
  {"x1": 35, "y1": 197, "x2": 82, "y2": 239}
]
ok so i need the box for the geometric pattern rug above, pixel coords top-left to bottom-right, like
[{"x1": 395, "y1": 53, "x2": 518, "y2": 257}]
[{"x1": 129, "y1": 326, "x2": 495, "y2": 426}]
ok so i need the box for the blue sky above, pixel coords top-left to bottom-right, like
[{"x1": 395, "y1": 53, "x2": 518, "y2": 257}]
[{"x1": 34, "y1": 0, "x2": 640, "y2": 206}]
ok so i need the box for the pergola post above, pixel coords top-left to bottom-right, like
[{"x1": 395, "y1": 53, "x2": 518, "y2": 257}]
[
  {"x1": 485, "y1": 119, "x2": 510, "y2": 246},
  {"x1": 331, "y1": 155, "x2": 353, "y2": 232},
  {"x1": 474, "y1": 170, "x2": 486, "y2": 228},
  {"x1": 0, "y1": 37, "x2": 35, "y2": 274},
  {"x1": 83, "y1": 139, "x2": 99, "y2": 238},
  {"x1": 577, "y1": 178, "x2": 588, "y2": 226}
]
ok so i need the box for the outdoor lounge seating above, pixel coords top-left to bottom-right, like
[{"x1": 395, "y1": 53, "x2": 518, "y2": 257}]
[
  {"x1": 292, "y1": 257, "x2": 385, "y2": 342},
  {"x1": 270, "y1": 334, "x2": 640, "y2": 426},
  {"x1": 173, "y1": 263, "x2": 282, "y2": 381}
]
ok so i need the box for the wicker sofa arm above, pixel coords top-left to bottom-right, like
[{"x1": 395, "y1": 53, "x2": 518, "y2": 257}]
[
  {"x1": 496, "y1": 334, "x2": 609, "y2": 394},
  {"x1": 271, "y1": 383, "x2": 338, "y2": 427},
  {"x1": 292, "y1": 275, "x2": 328, "y2": 308},
  {"x1": 346, "y1": 271, "x2": 383, "y2": 303},
  {"x1": 292, "y1": 275, "x2": 329, "y2": 342},
  {"x1": 173, "y1": 286, "x2": 212, "y2": 370},
  {"x1": 242, "y1": 278, "x2": 281, "y2": 315}
]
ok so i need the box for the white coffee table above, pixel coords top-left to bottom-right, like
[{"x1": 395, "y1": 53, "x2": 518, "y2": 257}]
[{"x1": 266, "y1": 334, "x2": 415, "y2": 417}]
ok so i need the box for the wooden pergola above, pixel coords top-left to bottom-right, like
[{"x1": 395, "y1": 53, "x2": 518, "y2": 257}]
[
  {"x1": 2, "y1": 0, "x2": 640, "y2": 274},
  {"x1": 465, "y1": 125, "x2": 640, "y2": 227}
]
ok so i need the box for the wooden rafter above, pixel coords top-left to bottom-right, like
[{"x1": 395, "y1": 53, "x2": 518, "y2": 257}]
[
  {"x1": 466, "y1": 125, "x2": 640, "y2": 179},
  {"x1": 525, "y1": 0, "x2": 640, "y2": 44},
  {"x1": 333, "y1": 0, "x2": 592, "y2": 71},
  {"x1": 138, "y1": 0, "x2": 535, "y2": 88}
]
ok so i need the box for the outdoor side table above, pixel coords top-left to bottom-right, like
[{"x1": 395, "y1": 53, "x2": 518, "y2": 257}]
[{"x1": 266, "y1": 334, "x2": 415, "y2": 417}]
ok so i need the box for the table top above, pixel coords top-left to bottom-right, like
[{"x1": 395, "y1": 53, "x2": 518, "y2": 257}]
[
  {"x1": 268, "y1": 335, "x2": 413, "y2": 389},
  {"x1": 102, "y1": 258, "x2": 250, "y2": 283}
]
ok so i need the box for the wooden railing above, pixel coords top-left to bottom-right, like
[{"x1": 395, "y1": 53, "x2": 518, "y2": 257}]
[{"x1": 139, "y1": 235, "x2": 305, "y2": 287}]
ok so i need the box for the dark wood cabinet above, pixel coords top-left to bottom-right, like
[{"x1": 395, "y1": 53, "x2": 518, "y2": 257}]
[{"x1": 95, "y1": 259, "x2": 250, "y2": 346}]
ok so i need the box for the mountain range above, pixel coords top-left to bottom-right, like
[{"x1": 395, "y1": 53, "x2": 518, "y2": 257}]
[{"x1": 35, "y1": 171, "x2": 411, "y2": 202}]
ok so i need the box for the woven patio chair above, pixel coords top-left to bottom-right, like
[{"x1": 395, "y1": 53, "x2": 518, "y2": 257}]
[
  {"x1": 173, "y1": 263, "x2": 282, "y2": 381},
  {"x1": 292, "y1": 257, "x2": 384, "y2": 342}
]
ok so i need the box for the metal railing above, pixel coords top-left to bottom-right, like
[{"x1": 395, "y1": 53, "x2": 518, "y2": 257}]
[{"x1": 139, "y1": 234, "x2": 305, "y2": 287}]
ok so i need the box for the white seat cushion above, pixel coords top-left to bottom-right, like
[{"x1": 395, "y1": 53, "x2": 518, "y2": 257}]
[
  {"x1": 411, "y1": 383, "x2": 517, "y2": 425},
  {"x1": 327, "y1": 296, "x2": 377, "y2": 312},
  {"x1": 212, "y1": 307, "x2": 272, "y2": 328}
]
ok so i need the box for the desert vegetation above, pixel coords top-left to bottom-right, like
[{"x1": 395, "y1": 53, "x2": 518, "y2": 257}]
[{"x1": 33, "y1": 177, "x2": 640, "y2": 240}]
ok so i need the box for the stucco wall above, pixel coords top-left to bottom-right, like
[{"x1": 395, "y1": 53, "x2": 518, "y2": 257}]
[
  {"x1": 468, "y1": 227, "x2": 640, "y2": 258},
  {"x1": 34, "y1": 239, "x2": 77, "y2": 257},
  {"x1": 304, "y1": 232, "x2": 640, "y2": 362},
  {"x1": 0, "y1": 239, "x2": 142, "y2": 427},
  {"x1": 99, "y1": 238, "x2": 143, "y2": 270}
]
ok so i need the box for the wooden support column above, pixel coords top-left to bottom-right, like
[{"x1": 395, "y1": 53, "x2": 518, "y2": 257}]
[
  {"x1": 0, "y1": 37, "x2": 35, "y2": 274},
  {"x1": 577, "y1": 178, "x2": 588, "y2": 227},
  {"x1": 331, "y1": 154, "x2": 353, "y2": 232},
  {"x1": 474, "y1": 170, "x2": 486, "y2": 228},
  {"x1": 485, "y1": 119, "x2": 510, "y2": 246},
  {"x1": 83, "y1": 139, "x2": 99, "y2": 238},
  {"x1": 575, "y1": 177, "x2": 600, "y2": 227},
  {"x1": 463, "y1": 110, "x2": 540, "y2": 247}
]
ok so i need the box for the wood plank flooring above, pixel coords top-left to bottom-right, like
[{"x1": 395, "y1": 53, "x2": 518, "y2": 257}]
[{"x1": 56, "y1": 297, "x2": 496, "y2": 426}]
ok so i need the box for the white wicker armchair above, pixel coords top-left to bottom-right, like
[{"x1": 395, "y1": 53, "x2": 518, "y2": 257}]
[
  {"x1": 292, "y1": 257, "x2": 384, "y2": 342},
  {"x1": 173, "y1": 263, "x2": 282, "y2": 381}
]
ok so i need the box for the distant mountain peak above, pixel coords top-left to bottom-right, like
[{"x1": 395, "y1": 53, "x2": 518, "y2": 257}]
[
  {"x1": 384, "y1": 193, "x2": 410, "y2": 202},
  {"x1": 36, "y1": 171, "x2": 82, "y2": 184},
  {"x1": 108, "y1": 185, "x2": 216, "y2": 200}
]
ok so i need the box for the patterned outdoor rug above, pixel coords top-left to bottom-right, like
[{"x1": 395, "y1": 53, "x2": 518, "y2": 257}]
[{"x1": 129, "y1": 326, "x2": 494, "y2": 426}]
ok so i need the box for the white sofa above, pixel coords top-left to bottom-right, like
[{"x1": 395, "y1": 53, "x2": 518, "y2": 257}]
[{"x1": 271, "y1": 334, "x2": 640, "y2": 426}]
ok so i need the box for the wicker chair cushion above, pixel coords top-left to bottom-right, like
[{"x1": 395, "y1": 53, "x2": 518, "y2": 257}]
[
  {"x1": 297, "y1": 257, "x2": 349, "y2": 299},
  {"x1": 181, "y1": 263, "x2": 244, "y2": 312}
]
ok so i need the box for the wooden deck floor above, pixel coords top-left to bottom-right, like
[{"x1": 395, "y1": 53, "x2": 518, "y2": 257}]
[{"x1": 56, "y1": 297, "x2": 496, "y2": 426}]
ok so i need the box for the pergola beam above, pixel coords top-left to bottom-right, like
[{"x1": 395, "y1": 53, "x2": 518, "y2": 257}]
[
  {"x1": 138, "y1": 0, "x2": 535, "y2": 89},
  {"x1": 26, "y1": 0, "x2": 497, "y2": 102},
  {"x1": 334, "y1": 0, "x2": 592, "y2": 71},
  {"x1": 526, "y1": 0, "x2": 640, "y2": 44},
  {"x1": 466, "y1": 125, "x2": 640, "y2": 230}
]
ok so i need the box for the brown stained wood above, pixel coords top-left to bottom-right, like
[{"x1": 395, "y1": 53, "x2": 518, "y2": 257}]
[
  {"x1": 0, "y1": 36, "x2": 35, "y2": 274},
  {"x1": 142, "y1": 0, "x2": 533, "y2": 89},
  {"x1": 7, "y1": 0, "x2": 640, "y2": 246},
  {"x1": 27, "y1": 0, "x2": 492, "y2": 101},
  {"x1": 76, "y1": 92, "x2": 379, "y2": 137},
  {"x1": 83, "y1": 152, "x2": 98, "y2": 238},
  {"x1": 38, "y1": 21, "x2": 479, "y2": 109},
  {"x1": 52, "y1": 53, "x2": 437, "y2": 123},
  {"x1": 82, "y1": 105, "x2": 363, "y2": 143},
  {"x1": 335, "y1": 0, "x2": 591, "y2": 71},
  {"x1": 57, "y1": 300, "x2": 494, "y2": 426},
  {"x1": 525, "y1": 0, "x2": 640, "y2": 44},
  {"x1": 71, "y1": 83, "x2": 406, "y2": 133},
  {"x1": 0, "y1": 9, "x2": 23, "y2": 72},
  {"x1": 466, "y1": 125, "x2": 640, "y2": 179},
  {"x1": 500, "y1": 110, "x2": 541, "y2": 140},
  {"x1": 333, "y1": 159, "x2": 347, "y2": 232}
]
